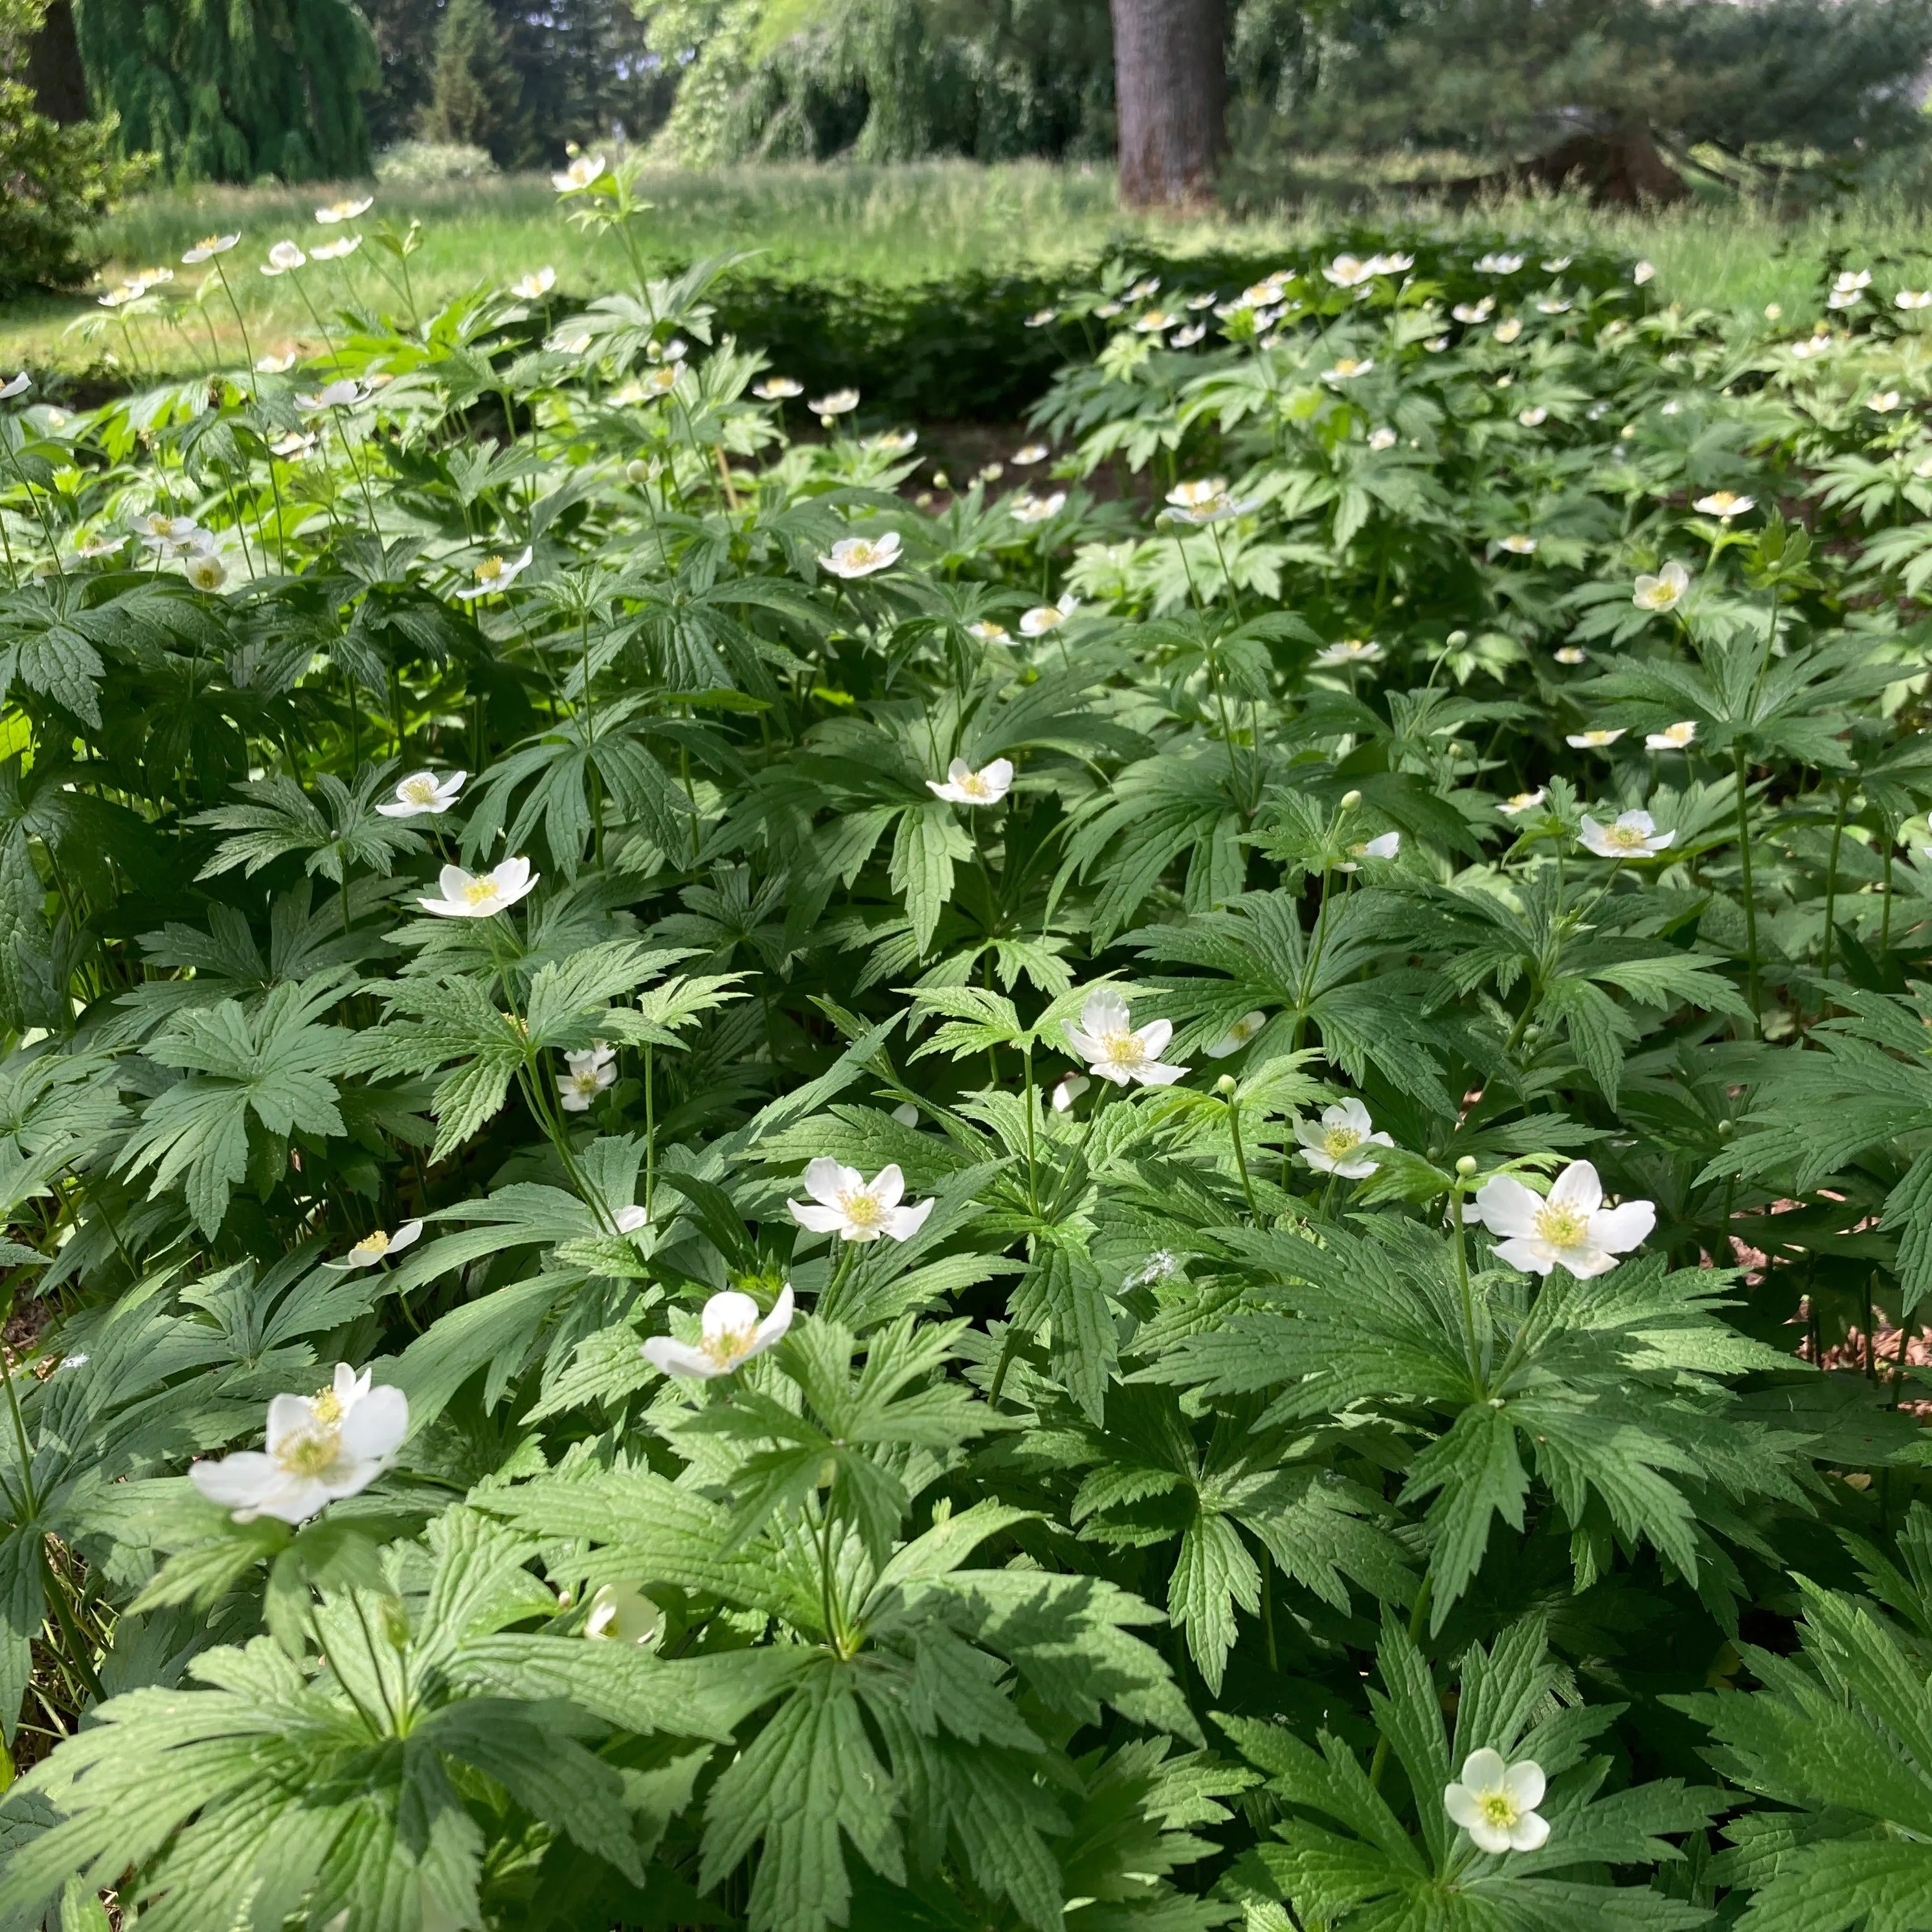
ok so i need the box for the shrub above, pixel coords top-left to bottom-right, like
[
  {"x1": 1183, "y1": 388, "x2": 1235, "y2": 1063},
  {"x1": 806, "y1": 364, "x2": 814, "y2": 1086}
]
[{"x1": 374, "y1": 137, "x2": 500, "y2": 183}]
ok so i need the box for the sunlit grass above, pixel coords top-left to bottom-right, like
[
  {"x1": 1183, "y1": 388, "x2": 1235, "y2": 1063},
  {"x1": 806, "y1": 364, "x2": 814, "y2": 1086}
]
[{"x1": 4, "y1": 159, "x2": 1927, "y2": 381}]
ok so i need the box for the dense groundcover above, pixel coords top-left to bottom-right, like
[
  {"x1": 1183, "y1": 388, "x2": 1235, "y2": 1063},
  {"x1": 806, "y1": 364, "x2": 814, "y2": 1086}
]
[{"x1": 0, "y1": 164, "x2": 1930, "y2": 1931}]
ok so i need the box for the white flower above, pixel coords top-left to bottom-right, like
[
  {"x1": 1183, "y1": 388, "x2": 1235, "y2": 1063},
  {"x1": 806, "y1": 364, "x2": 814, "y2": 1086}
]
[
  {"x1": 967, "y1": 619, "x2": 1007, "y2": 642},
  {"x1": 1295, "y1": 1098, "x2": 1393, "y2": 1178},
  {"x1": 1578, "y1": 809, "x2": 1675, "y2": 858},
  {"x1": 1368, "y1": 251, "x2": 1413, "y2": 275},
  {"x1": 1187, "y1": 292, "x2": 1219, "y2": 310},
  {"x1": 316, "y1": 196, "x2": 374, "y2": 225},
  {"x1": 1827, "y1": 289, "x2": 1863, "y2": 311},
  {"x1": 269, "y1": 431, "x2": 316, "y2": 460},
  {"x1": 1171, "y1": 323, "x2": 1206, "y2": 347},
  {"x1": 1127, "y1": 276, "x2": 1161, "y2": 300},
  {"x1": 1566, "y1": 727, "x2": 1624, "y2": 749},
  {"x1": 550, "y1": 330, "x2": 595, "y2": 357},
  {"x1": 870, "y1": 427, "x2": 916, "y2": 453},
  {"x1": 505, "y1": 267, "x2": 556, "y2": 300},
  {"x1": 73, "y1": 532, "x2": 123, "y2": 560},
  {"x1": 752, "y1": 374, "x2": 802, "y2": 400},
  {"x1": 1498, "y1": 788, "x2": 1546, "y2": 816},
  {"x1": 1869, "y1": 391, "x2": 1903, "y2": 414},
  {"x1": 583, "y1": 1582, "x2": 664, "y2": 1645},
  {"x1": 1317, "y1": 637, "x2": 1383, "y2": 666},
  {"x1": 418, "y1": 857, "x2": 539, "y2": 918},
  {"x1": 1633, "y1": 560, "x2": 1690, "y2": 612},
  {"x1": 1493, "y1": 318, "x2": 1523, "y2": 344},
  {"x1": 1321, "y1": 357, "x2": 1374, "y2": 381},
  {"x1": 612, "y1": 1204, "x2": 648, "y2": 1235},
  {"x1": 262, "y1": 240, "x2": 307, "y2": 275},
  {"x1": 1517, "y1": 406, "x2": 1548, "y2": 427},
  {"x1": 1473, "y1": 1160, "x2": 1654, "y2": 1278},
  {"x1": 1020, "y1": 598, "x2": 1079, "y2": 636},
  {"x1": 1132, "y1": 308, "x2": 1175, "y2": 333},
  {"x1": 140, "y1": 513, "x2": 204, "y2": 557},
  {"x1": 1024, "y1": 308, "x2": 1057, "y2": 328},
  {"x1": 0, "y1": 373, "x2": 28, "y2": 401},
  {"x1": 1536, "y1": 298, "x2": 1571, "y2": 315},
  {"x1": 891, "y1": 1101, "x2": 919, "y2": 1127},
  {"x1": 1476, "y1": 252, "x2": 1525, "y2": 275},
  {"x1": 559, "y1": 1044, "x2": 618, "y2": 1111},
  {"x1": 553, "y1": 152, "x2": 605, "y2": 192},
  {"x1": 1898, "y1": 290, "x2": 1932, "y2": 310},
  {"x1": 1693, "y1": 491, "x2": 1754, "y2": 520},
  {"x1": 1554, "y1": 646, "x2": 1588, "y2": 666},
  {"x1": 811, "y1": 387, "x2": 860, "y2": 420},
  {"x1": 1632, "y1": 260, "x2": 1656, "y2": 285},
  {"x1": 323, "y1": 1221, "x2": 425, "y2": 1270},
  {"x1": 1367, "y1": 427, "x2": 1398, "y2": 451},
  {"x1": 1452, "y1": 298, "x2": 1495, "y2": 324},
  {"x1": 1323, "y1": 254, "x2": 1376, "y2": 288},
  {"x1": 1012, "y1": 442, "x2": 1050, "y2": 465},
  {"x1": 1064, "y1": 987, "x2": 1188, "y2": 1088},
  {"x1": 820, "y1": 530, "x2": 902, "y2": 579},
  {"x1": 310, "y1": 236, "x2": 362, "y2": 262},
  {"x1": 297, "y1": 379, "x2": 364, "y2": 412},
  {"x1": 1541, "y1": 255, "x2": 1573, "y2": 272},
  {"x1": 1424, "y1": 335, "x2": 1450, "y2": 352},
  {"x1": 1206, "y1": 1010, "x2": 1267, "y2": 1059},
  {"x1": 644, "y1": 1286, "x2": 793, "y2": 1378},
  {"x1": 1834, "y1": 268, "x2": 1872, "y2": 294},
  {"x1": 1094, "y1": 301, "x2": 1122, "y2": 319},
  {"x1": 1051, "y1": 1072, "x2": 1091, "y2": 1112},
  {"x1": 1164, "y1": 477, "x2": 1255, "y2": 525},
  {"x1": 1645, "y1": 720, "x2": 1698, "y2": 752},
  {"x1": 1790, "y1": 334, "x2": 1833, "y2": 361},
  {"x1": 789, "y1": 1162, "x2": 934, "y2": 1242},
  {"x1": 455, "y1": 546, "x2": 534, "y2": 599},
  {"x1": 377, "y1": 769, "x2": 466, "y2": 818},
  {"x1": 182, "y1": 233, "x2": 240, "y2": 264},
  {"x1": 126, "y1": 266, "x2": 173, "y2": 292},
  {"x1": 1341, "y1": 831, "x2": 1400, "y2": 870},
  {"x1": 1499, "y1": 534, "x2": 1538, "y2": 555},
  {"x1": 190, "y1": 1369, "x2": 408, "y2": 1523},
  {"x1": 184, "y1": 552, "x2": 227, "y2": 592},
  {"x1": 1444, "y1": 1751, "x2": 1551, "y2": 1855},
  {"x1": 1010, "y1": 491, "x2": 1066, "y2": 524},
  {"x1": 928, "y1": 757, "x2": 1014, "y2": 805},
  {"x1": 256, "y1": 350, "x2": 297, "y2": 374}
]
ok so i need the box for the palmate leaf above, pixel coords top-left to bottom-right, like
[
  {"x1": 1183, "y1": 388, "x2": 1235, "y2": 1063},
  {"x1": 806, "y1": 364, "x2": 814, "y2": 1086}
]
[
  {"x1": 192, "y1": 763, "x2": 425, "y2": 884},
  {"x1": 118, "y1": 971, "x2": 356, "y2": 1235}
]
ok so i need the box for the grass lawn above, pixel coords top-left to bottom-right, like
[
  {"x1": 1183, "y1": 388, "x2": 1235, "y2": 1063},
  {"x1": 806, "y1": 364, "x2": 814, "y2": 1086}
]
[{"x1": 4, "y1": 159, "x2": 1929, "y2": 383}]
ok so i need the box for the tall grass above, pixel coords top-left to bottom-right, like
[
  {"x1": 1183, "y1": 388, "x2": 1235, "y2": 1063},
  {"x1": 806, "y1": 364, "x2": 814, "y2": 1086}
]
[{"x1": 6, "y1": 159, "x2": 1931, "y2": 381}]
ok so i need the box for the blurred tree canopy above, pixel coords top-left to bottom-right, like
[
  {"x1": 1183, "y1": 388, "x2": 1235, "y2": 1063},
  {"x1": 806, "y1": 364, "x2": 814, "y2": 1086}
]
[{"x1": 74, "y1": 0, "x2": 377, "y2": 181}]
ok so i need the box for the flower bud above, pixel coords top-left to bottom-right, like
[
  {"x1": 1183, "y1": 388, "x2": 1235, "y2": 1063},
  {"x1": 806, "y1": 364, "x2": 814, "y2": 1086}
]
[
  {"x1": 625, "y1": 459, "x2": 651, "y2": 484},
  {"x1": 1215, "y1": 1073, "x2": 1237, "y2": 1096},
  {"x1": 1340, "y1": 789, "x2": 1362, "y2": 811},
  {"x1": 1455, "y1": 1154, "x2": 1478, "y2": 1176},
  {"x1": 1446, "y1": 629, "x2": 1468, "y2": 647}
]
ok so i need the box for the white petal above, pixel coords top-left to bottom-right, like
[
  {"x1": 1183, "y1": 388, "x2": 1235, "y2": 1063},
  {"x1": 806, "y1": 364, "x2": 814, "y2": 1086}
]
[
  {"x1": 1503, "y1": 1759, "x2": 1546, "y2": 1810},
  {"x1": 1079, "y1": 989, "x2": 1130, "y2": 1037},
  {"x1": 1134, "y1": 1061, "x2": 1189, "y2": 1087},
  {"x1": 265, "y1": 1393, "x2": 320, "y2": 1453},
  {"x1": 749, "y1": 1285, "x2": 796, "y2": 1354},
  {"x1": 1468, "y1": 1817, "x2": 1514, "y2": 1855},
  {"x1": 702, "y1": 1290, "x2": 761, "y2": 1342},
  {"x1": 1332, "y1": 1097, "x2": 1373, "y2": 1135},
  {"x1": 1548, "y1": 1160, "x2": 1602, "y2": 1215},
  {"x1": 1471, "y1": 1174, "x2": 1543, "y2": 1240},
  {"x1": 886, "y1": 1197, "x2": 935, "y2": 1241},
  {"x1": 1459, "y1": 1749, "x2": 1509, "y2": 1789},
  {"x1": 388, "y1": 1220, "x2": 423, "y2": 1254},
  {"x1": 1443, "y1": 1783, "x2": 1483, "y2": 1829},
  {"x1": 1492, "y1": 1235, "x2": 1559, "y2": 1275},
  {"x1": 191, "y1": 1452, "x2": 279, "y2": 1511},
  {"x1": 870, "y1": 1164, "x2": 906, "y2": 1209},
  {"x1": 1558, "y1": 1243, "x2": 1621, "y2": 1279},
  {"x1": 643, "y1": 1336, "x2": 724, "y2": 1378},
  {"x1": 339, "y1": 1385, "x2": 409, "y2": 1459},
  {"x1": 804, "y1": 1156, "x2": 860, "y2": 1207},
  {"x1": 789, "y1": 1201, "x2": 848, "y2": 1235},
  {"x1": 1509, "y1": 1810, "x2": 1550, "y2": 1852},
  {"x1": 1589, "y1": 1199, "x2": 1656, "y2": 1253}
]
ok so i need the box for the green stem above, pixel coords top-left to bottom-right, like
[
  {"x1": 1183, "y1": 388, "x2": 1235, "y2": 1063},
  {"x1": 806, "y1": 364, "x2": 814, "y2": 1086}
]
[
  {"x1": 1228, "y1": 1096, "x2": 1259, "y2": 1220},
  {"x1": 1733, "y1": 747, "x2": 1760, "y2": 1025}
]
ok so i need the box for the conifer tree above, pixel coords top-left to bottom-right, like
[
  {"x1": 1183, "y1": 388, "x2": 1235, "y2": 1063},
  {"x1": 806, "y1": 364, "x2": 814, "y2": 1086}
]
[
  {"x1": 420, "y1": 0, "x2": 526, "y2": 164},
  {"x1": 71, "y1": 0, "x2": 377, "y2": 183}
]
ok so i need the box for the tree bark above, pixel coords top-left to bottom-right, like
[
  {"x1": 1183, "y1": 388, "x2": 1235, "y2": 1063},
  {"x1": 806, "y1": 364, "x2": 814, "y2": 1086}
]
[
  {"x1": 1109, "y1": 0, "x2": 1226, "y2": 208},
  {"x1": 25, "y1": 0, "x2": 89, "y2": 124}
]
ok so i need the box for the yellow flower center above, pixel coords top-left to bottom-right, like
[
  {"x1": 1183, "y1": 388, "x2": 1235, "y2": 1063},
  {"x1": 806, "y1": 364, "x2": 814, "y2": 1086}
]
[
  {"x1": 702, "y1": 1323, "x2": 754, "y2": 1365},
  {"x1": 462, "y1": 877, "x2": 500, "y2": 906},
  {"x1": 476, "y1": 556, "x2": 504, "y2": 583},
  {"x1": 354, "y1": 1230, "x2": 392, "y2": 1259},
  {"x1": 310, "y1": 1387, "x2": 344, "y2": 1424},
  {"x1": 1099, "y1": 1028, "x2": 1146, "y2": 1068},
  {"x1": 959, "y1": 772, "x2": 991, "y2": 798},
  {"x1": 1478, "y1": 1792, "x2": 1520, "y2": 1830},
  {"x1": 276, "y1": 1422, "x2": 341, "y2": 1478},
  {"x1": 1602, "y1": 823, "x2": 1648, "y2": 851},
  {"x1": 1535, "y1": 1202, "x2": 1588, "y2": 1248},
  {"x1": 840, "y1": 1191, "x2": 885, "y2": 1229},
  {"x1": 1323, "y1": 1126, "x2": 1364, "y2": 1159},
  {"x1": 198, "y1": 236, "x2": 220, "y2": 253},
  {"x1": 401, "y1": 777, "x2": 438, "y2": 803}
]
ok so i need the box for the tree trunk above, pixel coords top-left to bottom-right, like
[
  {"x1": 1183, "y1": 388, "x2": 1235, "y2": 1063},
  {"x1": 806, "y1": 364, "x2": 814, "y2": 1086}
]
[
  {"x1": 1109, "y1": 0, "x2": 1226, "y2": 208},
  {"x1": 26, "y1": 0, "x2": 89, "y2": 124}
]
